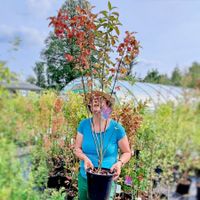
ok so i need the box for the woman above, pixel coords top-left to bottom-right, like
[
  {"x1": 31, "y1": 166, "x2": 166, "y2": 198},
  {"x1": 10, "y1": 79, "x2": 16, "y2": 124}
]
[{"x1": 74, "y1": 91, "x2": 131, "y2": 200}]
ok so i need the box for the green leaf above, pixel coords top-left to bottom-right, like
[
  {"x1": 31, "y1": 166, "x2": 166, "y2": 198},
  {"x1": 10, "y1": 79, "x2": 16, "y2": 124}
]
[
  {"x1": 105, "y1": 55, "x2": 111, "y2": 65},
  {"x1": 96, "y1": 23, "x2": 108, "y2": 29},
  {"x1": 107, "y1": 75, "x2": 113, "y2": 82},
  {"x1": 111, "y1": 6, "x2": 117, "y2": 10},
  {"x1": 99, "y1": 18, "x2": 106, "y2": 23},
  {"x1": 114, "y1": 26, "x2": 120, "y2": 35},
  {"x1": 108, "y1": 1, "x2": 112, "y2": 11},
  {"x1": 100, "y1": 10, "x2": 108, "y2": 17},
  {"x1": 117, "y1": 22, "x2": 123, "y2": 26},
  {"x1": 109, "y1": 15, "x2": 116, "y2": 22},
  {"x1": 112, "y1": 12, "x2": 119, "y2": 17},
  {"x1": 95, "y1": 30, "x2": 103, "y2": 37},
  {"x1": 103, "y1": 23, "x2": 109, "y2": 28}
]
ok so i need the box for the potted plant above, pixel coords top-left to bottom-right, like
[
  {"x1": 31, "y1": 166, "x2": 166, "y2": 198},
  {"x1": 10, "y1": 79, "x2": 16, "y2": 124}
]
[
  {"x1": 30, "y1": 93, "x2": 81, "y2": 199},
  {"x1": 47, "y1": 156, "x2": 67, "y2": 190},
  {"x1": 49, "y1": 1, "x2": 141, "y2": 199},
  {"x1": 175, "y1": 177, "x2": 191, "y2": 195},
  {"x1": 86, "y1": 168, "x2": 114, "y2": 200},
  {"x1": 175, "y1": 170, "x2": 191, "y2": 196}
]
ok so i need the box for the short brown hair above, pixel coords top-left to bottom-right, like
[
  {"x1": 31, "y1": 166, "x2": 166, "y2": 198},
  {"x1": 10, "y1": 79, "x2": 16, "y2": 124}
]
[{"x1": 86, "y1": 91, "x2": 114, "y2": 113}]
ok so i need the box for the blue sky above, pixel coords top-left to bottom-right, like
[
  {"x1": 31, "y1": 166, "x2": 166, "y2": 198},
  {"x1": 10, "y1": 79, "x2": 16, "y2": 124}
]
[{"x1": 1, "y1": 0, "x2": 200, "y2": 80}]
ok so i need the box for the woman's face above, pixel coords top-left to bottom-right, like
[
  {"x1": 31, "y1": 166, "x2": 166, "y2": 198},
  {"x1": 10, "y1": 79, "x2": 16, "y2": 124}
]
[{"x1": 90, "y1": 95, "x2": 107, "y2": 114}]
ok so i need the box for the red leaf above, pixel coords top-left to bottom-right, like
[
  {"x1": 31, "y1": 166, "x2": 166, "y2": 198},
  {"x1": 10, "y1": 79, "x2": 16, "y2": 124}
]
[
  {"x1": 109, "y1": 68, "x2": 116, "y2": 73},
  {"x1": 67, "y1": 32, "x2": 73, "y2": 39},
  {"x1": 127, "y1": 47, "x2": 131, "y2": 52},
  {"x1": 65, "y1": 54, "x2": 74, "y2": 62},
  {"x1": 115, "y1": 86, "x2": 120, "y2": 91}
]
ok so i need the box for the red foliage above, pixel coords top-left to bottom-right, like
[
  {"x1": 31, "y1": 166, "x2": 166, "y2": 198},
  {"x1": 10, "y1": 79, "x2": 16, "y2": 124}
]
[
  {"x1": 49, "y1": 6, "x2": 97, "y2": 71},
  {"x1": 52, "y1": 114, "x2": 65, "y2": 134},
  {"x1": 117, "y1": 31, "x2": 140, "y2": 63},
  {"x1": 65, "y1": 54, "x2": 74, "y2": 62},
  {"x1": 54, "y1": 98, "x2": 64, "y2": 112},
  {"x1": 115, "y1": 86, "x2": 120, "y2": 91},
  {"x1": 112, "y1": 104, "x2": 143, "y2": 147}
]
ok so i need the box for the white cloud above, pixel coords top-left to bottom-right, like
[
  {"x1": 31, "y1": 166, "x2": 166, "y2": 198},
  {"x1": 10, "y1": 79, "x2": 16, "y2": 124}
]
[
  {"x1": 27, "y1": 0, "x2": 57, "y2": 17},
  {"x1": 0, "y1": 25, "x2": 46, "y2": 47},
  {"x1": 138, "y1": 58, "x2": 162, "y2": 67},
  {"x1": 19, "y1": 26, "x2": 46, "y2": 46}
]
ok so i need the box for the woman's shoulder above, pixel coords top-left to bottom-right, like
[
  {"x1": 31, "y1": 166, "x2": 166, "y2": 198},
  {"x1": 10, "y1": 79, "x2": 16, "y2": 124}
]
[
  {"x1": 79, "y1": 118, "x2": 91, "y2": 125},
  {"x1": 110, "y1": 119, "x2": 124, "y2": 129},
  {"x1": 111, "y1": 119, "x2": 126, "y2": 139},
  {"x1": 77, "y1": 118, "x2": 91, "y2": 134}
]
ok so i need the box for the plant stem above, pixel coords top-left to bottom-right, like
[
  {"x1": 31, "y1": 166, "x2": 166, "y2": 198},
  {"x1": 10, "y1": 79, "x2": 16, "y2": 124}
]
[{"x1": 110, "y1": 53, "x2": 125, "y2": 96}]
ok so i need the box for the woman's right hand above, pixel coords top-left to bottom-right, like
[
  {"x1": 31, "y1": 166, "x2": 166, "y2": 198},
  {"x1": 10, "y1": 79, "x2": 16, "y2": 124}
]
[{"x1": 84, "y1": 157, "x2": 94, "y2": 170}]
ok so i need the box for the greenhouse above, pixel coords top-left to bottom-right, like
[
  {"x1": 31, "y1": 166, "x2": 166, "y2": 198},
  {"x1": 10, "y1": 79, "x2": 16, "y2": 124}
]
[
  {"x1": 62, "y1": 77, "x2": 193, "y2": 109},
  {"x1": 0, "y1": 81, "x2": 41, "y2": 96}
]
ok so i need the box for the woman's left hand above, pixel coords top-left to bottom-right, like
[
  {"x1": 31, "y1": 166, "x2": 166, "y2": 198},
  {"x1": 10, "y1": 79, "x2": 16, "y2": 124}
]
[{"x1": 110, "y1": 161, "x2": 123, "y2": 180}]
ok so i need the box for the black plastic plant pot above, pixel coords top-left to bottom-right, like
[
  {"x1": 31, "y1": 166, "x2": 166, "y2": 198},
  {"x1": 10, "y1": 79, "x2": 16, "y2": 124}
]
[
  {"x1": 195, "y1": 168, "x2": 200, "y2": 178},
  {"x1": 86, "y1": 168, "x2": 114, "y2": 200},
  {"x1": 176, "y1": 180, "x2": 191, "y2": 195},
  {"x1": 197, "y1": 185, "x2": 200, "y2": 200},
  {"x1": 47, "y1": 175, "x2": 67, "y2": 190},
  {"x1": 135, "y1": 150, "x2": 140, "y2": 160}
]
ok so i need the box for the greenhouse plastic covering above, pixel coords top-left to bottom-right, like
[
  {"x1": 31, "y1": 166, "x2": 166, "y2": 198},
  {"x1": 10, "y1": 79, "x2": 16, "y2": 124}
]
[{"x1": 61, "y1": 77, "x2": 194, "y2": 109}]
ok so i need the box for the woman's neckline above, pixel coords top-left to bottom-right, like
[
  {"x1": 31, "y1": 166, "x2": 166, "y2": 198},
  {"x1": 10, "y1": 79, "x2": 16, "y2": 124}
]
[{"x1": 90, "y1": 117, "x2": 112, "y2": 134}]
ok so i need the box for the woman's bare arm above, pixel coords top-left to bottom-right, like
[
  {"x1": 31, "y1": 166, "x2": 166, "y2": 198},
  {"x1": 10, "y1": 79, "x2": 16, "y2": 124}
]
[
  {"x1": 110, "y1": 135, "x2": 131, "y2": 180},
  {"x1": 118, "y1": 135, "x2": 132, "y2": 164},
  {"x1": 74, "y1": 132, "x2": 94, "y2": 169}
]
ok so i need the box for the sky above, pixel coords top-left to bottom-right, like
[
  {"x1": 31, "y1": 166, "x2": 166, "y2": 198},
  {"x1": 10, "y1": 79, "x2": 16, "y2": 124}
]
[{"x1": 0, "y1": 0, "x2": 200, "y2": 80}]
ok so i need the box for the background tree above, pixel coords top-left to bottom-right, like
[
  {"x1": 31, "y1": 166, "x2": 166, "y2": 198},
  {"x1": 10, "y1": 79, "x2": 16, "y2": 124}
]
[
  {"x1": 186, "y1": 62, "x2": 200, "y2": 88},
  {"x1": 33, "y1": 62, "x2": 46, "y2": 88},
  {"x1": 143, "y1": 68, "x2": 162, "y2": 84},
  {"x1": 159, "y1": 73, "x2": 171, "y2": 85},
  {"x1": 26, "y1": 75, "x2": 36, "y2": 85},
  {"x1": 41, "y1": 0, "x2": 91, "y2": 90},
  {"x1": 171, "y1": 66, "x2": 182, "y2": 86},
  {"x1": 179, "y1": 62, "x2": 200, "y2": 88},
  {"x1": 143, "y1": 68, "x2": 170, "y2": 85},
  {"x1": 0, "y1": 61, "x2": 16, "y2": 83},
  {"x1": 0, "y1": 62, "x2": 16, "y2": 99},
  {"x1": 0, "y1": 61, "x2": 12, "y2": 83}
]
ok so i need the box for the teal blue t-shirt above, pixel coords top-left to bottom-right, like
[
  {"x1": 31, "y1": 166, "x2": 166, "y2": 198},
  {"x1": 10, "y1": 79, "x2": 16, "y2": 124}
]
[{"x1": 77, "y1": 118, "x2": 126, "y2": 179}]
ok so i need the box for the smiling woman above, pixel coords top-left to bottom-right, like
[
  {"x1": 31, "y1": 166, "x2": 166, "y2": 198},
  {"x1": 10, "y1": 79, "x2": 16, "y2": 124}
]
[{"x1": 74, "y1": 91, "x2": 131, "y2": 200}]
